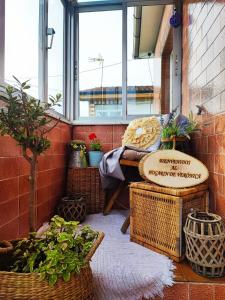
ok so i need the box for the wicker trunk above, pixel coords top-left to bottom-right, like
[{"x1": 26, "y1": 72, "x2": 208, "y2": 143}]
[
  {"x1": 129, "y1": 182, "x2": 209, "y2": 262},
  {"x1": 67, "y1": 167, "x2": 105, "y2": 214}
]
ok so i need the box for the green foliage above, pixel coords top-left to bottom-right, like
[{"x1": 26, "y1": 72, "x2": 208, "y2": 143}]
[
  {"x1": 161, "y1": 112, "x2": 199, "y2": 149},
  {"x1": 0, "y1": 77, "x2": 61, "y2": 156},
  {"x1": 162, "y1": 112, "x2": 199, "y2": 140},
  {"x1": 90, "y1": 141, "x2": 102, "y2": 151},
  {"x1": 88, "y1": 133, "x2": 102, "y2": 151},
  {"x1": 161, "y1": 121, "x2": 181, "y2": 139},
  {"x1": 70, "y1": 140, "x2": 86, "y2": 152},
  {"x1": 11, "y1": 215, "x2": 99, "y2": 286}
]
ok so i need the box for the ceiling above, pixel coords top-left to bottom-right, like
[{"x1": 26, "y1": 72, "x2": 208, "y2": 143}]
[{"x1": 133, "y1": 5, "x2": 165, "y2": 59}]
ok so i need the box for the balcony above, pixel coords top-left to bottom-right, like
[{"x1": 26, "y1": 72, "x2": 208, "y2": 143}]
[{"x1": 0, "y1": 0, "x2": 225, "y2": 299}]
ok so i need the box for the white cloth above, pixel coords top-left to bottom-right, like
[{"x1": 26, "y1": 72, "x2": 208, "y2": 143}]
[{"x1": 84, "y1": 210, "x2": 175, "y2": 300}]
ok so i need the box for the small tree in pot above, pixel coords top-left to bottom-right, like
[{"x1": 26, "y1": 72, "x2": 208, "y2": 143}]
[{"x1": 0, "y1": 77, "x2": 61, "y2": 232}]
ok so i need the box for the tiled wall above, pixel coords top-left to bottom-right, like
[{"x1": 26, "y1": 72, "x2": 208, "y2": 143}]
[
  {"x1": 0, "y1": 120, "x2": 72, "y2": 239},
  {"x1": 182, "y1": 0, "x2": 225, "y2": 218},
  {"x1": 73, "y1": 125, "x2": 127, "y2": 152}
]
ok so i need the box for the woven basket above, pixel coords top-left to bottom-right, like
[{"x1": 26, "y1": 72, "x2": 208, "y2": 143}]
[
  {"x1": 0, "y1": 232, "x2": 104, "y2": 300},
  {"x1": 57, "y1": 195, "x2": 86, "y2": 222},
  {"x1": 0, "y1": 241, "x2": 13, "y2": 254},
  {"x1": 129, "y1": 182, "x2": 209, "y2": 262},
  {"x1": 184, "y1": 212, "x2": 225, "y2": 278},
  {"x1": 67, "y1": 168, "x2": 105, "y2": 214}
]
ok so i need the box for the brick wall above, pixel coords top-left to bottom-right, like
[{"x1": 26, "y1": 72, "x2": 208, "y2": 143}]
[
  {"x1": 182, "y1": 0, "x2": 225, "y2": 218},
  {"x1": 73, "y1": 125, "x2": 127, "y2": 152},
  {"x1": 0, "y1": 120, "x2": 72, "y2": 239}
]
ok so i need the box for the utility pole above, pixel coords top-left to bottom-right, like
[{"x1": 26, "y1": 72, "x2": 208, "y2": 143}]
[{"x1": 88, "y1": 54, "x2": 104, "y2": 114}]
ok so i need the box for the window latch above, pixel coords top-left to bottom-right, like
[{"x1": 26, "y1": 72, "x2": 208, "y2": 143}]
[{"x1": 47, "y1": 28, "x2": 55, "y2": 49}]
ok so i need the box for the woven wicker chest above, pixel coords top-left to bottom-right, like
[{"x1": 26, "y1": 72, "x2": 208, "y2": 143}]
[
  {"x1": 67, "y1": 167, "x2": 105, "y2": 214},
  {"x1": 129, "y1": 182, "x2": 209, "y2": 262}
]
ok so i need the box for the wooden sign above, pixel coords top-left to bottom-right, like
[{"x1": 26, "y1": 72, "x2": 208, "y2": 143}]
[{"x1": 139, "y1": 150, "x2": 209, "y2": 188}]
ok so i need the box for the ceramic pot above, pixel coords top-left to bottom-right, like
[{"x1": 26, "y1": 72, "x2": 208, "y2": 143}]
[{"x1": 88, "y1": 151, "x2": 103, "y2": 167}]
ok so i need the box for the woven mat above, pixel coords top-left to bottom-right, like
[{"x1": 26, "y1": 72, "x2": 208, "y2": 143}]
[{"x1": 84, "y1": 210, "x2": 175, "y2": 300}]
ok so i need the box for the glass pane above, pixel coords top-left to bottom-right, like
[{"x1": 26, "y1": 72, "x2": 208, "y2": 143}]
[
  {"x1": 79, "y1": 10, "x2": 122, "y2": 119},
  {"x1": 127, "y1": 6, "x2": 161, "y2": 116},
  {"x1": 5, "y1": 0, "x2": 39, "y2": 98},
  {"x1": 77, "y1": 0, "x2": 113, "y2": 2},
  {"x1": 48, "y1": 0, "x2": 64, "y2": 114}
]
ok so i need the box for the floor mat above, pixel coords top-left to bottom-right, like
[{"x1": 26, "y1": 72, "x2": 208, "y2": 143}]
[{"x1": 84, "y1": 210, "x2": 175, "y2": 300}]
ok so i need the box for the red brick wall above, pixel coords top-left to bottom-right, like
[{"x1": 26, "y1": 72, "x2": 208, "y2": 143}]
[
  {"x1": 182, "y1": 0, "x2": 225, "y2": 218},
  {"x1": 0, "y1": 120, "x2": 72, "y2": 240},
  {"x1": 73, "y1": 125, "x2": 127, "y2": 152}
]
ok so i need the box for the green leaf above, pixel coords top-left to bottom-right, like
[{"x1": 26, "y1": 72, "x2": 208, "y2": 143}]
[
  {"x1": 62, "y1": 272, "x2": 71, "y2": 282},
  {"x1": 61, "y1": 242, "x2": 68, "y2": 251},
  {"x1": 40, "y1": 272, "x2": 46, "y2": 280},
  {"x1": 12, "y1": 75, "x2": 21, "y2": 84},
  {"x1": 48, "y1": 274, "x2": 58, "y2": 286}
]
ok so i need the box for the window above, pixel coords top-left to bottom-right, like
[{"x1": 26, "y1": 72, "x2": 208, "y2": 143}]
[
  {"x1": 77, "y1": 0, "x2": 116, "y2": 2},
  {"x1": 74, "y1": 1, "x2": 178, "y2": 122},
  {"x1": 79, "y1": 10, "x2": 122, "y2": 119},
  {"x1": 2, "y1": 0, "x2": 65, "y2": 116},
  {"x1": 48, "y1": 0, "x2": 64, "y2": 114},
  {"x1": 5, "y1": 0, "x2": 39, "y2": 98},
  {"x1": 127, "y1": 7, "x2": 161, "y2": 116}
]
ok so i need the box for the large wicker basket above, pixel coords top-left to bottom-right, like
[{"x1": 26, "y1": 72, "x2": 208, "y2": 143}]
[
  {"x1": 129, "y1": 182, "x2": 209, "y2": 262},
  {"x1": 67, "y1": 167, "x2": 105, "y2": 214},
  {"x1": 0, "y1": 232, "x2": 104, "y2": 300}
]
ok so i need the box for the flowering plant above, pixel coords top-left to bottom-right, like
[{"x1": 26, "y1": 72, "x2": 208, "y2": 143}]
[
  {"x1": 88, "y1": 133, "x2": 102, "y2": 151},
  {"x1": 161, "y1": 111, "x2": 199, "y2": 140},
  {"x1": 70, "y1": 140, "x2": 86, "y2": 153}
]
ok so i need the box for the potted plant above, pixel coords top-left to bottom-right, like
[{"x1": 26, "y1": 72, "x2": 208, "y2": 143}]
[
  {"x1": 0, "y1": 215, "x2": 104, "y2": 299},
  {"x1": 69, "y1": 140, "x2": 88, "y2": 168},
  {"x1": 161, "y1": 112, "x2": 199, "y2": 150},
  {"x1": 0, "y1": 78, "x2": 104, "y2": 299},
  {"x1": 0, "y1": 77, "x2": 61, "y2": 232},
  {"x1": 88, "y1": 133, "x2": 103, "y2": 167}
]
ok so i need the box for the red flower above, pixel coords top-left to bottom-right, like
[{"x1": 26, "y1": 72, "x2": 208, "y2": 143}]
[{"x1": 89, "y1": 133, "x2": 97, "y2": 140}]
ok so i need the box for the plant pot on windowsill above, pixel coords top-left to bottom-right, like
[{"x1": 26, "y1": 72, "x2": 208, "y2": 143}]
[{"x1": 89, "y1": 151, "x2": 104, "y2": 167}]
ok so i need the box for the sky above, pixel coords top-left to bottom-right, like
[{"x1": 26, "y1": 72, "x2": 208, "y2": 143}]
[
  {"x1": 4, "y1": 1, "x2": 161, "y2": 116},
  {"x1": 79, "y1": 8, "x2": 161, "y2": 90}
]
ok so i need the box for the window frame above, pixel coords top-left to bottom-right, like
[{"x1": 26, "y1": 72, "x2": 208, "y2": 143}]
[
  {"x1": 70, "y1": 0, "x2": 181, "y2": 123},
  {"x1": 0, "y1": 0, "x2": 67, "y2": 118},
  {"x1": 0, "y1": 0, "x2": 181, "y2": 123},
  {"x1": 39, "y1": 0, "x2": 66, "y2": 116}
]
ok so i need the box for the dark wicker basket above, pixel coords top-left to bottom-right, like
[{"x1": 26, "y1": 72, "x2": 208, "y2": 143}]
[
  {"x1": 67, "y1": 168, "x2": 105, "y2": 214},
  {"x1": 57, "y1": 195, "x2": 86, "y2": 222}
]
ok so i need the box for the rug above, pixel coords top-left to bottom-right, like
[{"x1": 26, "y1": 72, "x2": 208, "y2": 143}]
[{"x1": 84, "y1": 210, "x2": 175, "y2": 300}]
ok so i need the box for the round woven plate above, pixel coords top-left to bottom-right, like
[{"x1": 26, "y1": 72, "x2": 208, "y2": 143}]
[{"x1": 122, "y1": 117, "x2": 161, "y2": 149}]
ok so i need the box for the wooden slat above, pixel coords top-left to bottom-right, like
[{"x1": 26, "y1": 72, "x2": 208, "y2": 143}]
[
  {"x1": 120, "y1": 159, "x2": 139, "y2": 167},
  {"x1": 103, "y1": 182, "x2": 125, "y2": 215}
]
